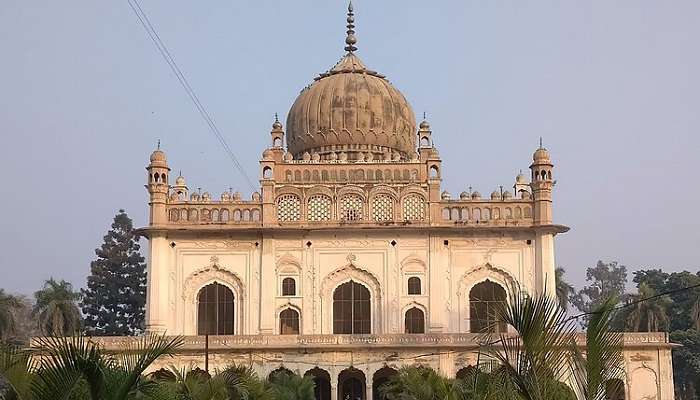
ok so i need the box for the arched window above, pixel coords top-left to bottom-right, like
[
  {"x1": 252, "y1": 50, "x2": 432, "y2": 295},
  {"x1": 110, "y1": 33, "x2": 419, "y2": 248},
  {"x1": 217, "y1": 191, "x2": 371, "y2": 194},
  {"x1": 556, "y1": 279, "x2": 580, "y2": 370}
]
[
  {"x1": 333, "y1": 281, "x2": 371, "y2": 334},
  {"x1": 407, "y1": 277, "x2": 421, "y2": 295},
  {"x1": 282, "y1": 277, "x2": 296, "y2": 296},
  {"x1": 279, "y1": 308, "x2": 300, "y2": 335},
  {"x1": 372, "y1": 194, "x2": 394, "y2": 222},
  {"x1": 405, "y1": 307, "x2": 425, "y2": 334},
  {"x1": 277, "y1": 194, "x2": 301, "y2": 221},
  {"x1": 340, "y1": 194, "x2": 364, "y2": 221},
  {"x1": 308, "y1": 195, "x2": 332, "y2": 222},
  {"x1": 469, "y1": 280, "x2": 507, "y2": 333},
  {"x1": 604, "y1": 379, "x2": 625, "y2": 400},
  {"x1": 197, "y1": 282, "x2": 235, "y2": 335}
]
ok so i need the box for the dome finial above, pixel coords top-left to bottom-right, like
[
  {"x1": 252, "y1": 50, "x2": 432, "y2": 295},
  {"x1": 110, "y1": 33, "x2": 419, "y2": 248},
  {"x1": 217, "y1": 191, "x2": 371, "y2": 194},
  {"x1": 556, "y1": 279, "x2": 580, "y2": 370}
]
[{"x1": 344, "y1": 1, "x2": 358, "y2": 53}]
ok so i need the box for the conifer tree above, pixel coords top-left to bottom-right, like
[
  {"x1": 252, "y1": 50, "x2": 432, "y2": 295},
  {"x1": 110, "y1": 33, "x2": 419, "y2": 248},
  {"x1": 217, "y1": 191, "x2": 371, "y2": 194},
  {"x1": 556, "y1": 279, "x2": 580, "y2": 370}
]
[{"x1": 81, "y1": 209, "x2": 146, "y2": 336}]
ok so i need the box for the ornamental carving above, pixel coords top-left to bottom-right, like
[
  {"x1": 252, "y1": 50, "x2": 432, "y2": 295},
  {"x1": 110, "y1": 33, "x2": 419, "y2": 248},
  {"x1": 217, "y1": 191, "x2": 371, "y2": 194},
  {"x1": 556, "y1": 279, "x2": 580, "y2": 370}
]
[
  {"x1": 456, "y1": 263, "x2": 516, "y2": 298},
  {"x1": 182, "y1": 261, "x2": 245, "y2": 302},
  {"x1": 188, "y1": 240, "x2": 250, "y2": 249},
  {"x1": 276, "y1": 253, "x2": 302, "y2": 274},
  {"x1": 319, "y1": 260, "x2": 382, "y2": 300}
]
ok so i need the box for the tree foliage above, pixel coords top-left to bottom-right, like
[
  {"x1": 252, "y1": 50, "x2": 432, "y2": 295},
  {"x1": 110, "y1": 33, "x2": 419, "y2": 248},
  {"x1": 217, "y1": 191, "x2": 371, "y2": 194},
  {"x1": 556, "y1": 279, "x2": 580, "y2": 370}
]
[
  {"x1": 570, "y1": 261, "x2": 627, "y2": 326},
  {"x1": 81, "y1": 210, "x2": 146, "y2": 336},
  {"x1": 555, "y1": 267, "x2": 575, "y2": 312},
  {"x1": 33, "y1": 279, "x2": 82, "y2": 336},
  {"x1": 0, "y1": 290, "x2": 22, "y2": 343}
]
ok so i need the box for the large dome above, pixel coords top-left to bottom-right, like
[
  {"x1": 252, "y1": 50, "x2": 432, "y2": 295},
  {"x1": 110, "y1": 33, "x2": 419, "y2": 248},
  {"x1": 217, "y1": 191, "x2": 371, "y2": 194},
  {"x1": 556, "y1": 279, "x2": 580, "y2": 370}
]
[{"x1": 285, "y1": 5, "x2": 416, "y2": 160}]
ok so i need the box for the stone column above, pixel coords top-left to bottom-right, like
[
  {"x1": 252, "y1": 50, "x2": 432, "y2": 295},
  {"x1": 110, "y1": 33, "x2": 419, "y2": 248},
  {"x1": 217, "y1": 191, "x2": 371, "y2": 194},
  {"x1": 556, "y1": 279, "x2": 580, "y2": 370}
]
[
  {"x1": 331, "y1": 372, "x2": 338, "y2": 400},
  {"x1": 366, "y1": 374, "x2": 373, "y2": 400},
  {"x1": 146, "y1": 234, "x2": 169, "y2": 333},
  {"x1": 258, "y1": 236, "x2": 275, "y2": 333},
  {"x1": 534, "y1": 231, "x2": 556, "y2": 297},
  {"x1": 428, "y1": 235, "x2": 445, "y2": 332}
]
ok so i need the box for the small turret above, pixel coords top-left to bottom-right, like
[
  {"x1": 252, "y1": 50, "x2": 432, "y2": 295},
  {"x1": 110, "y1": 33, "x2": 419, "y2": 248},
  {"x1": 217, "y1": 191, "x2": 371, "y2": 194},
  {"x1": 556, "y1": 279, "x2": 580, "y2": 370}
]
[
  {"x1": 172, "y1": 173, "x2": 188, "y2": 201},
  {"x1": 513, "y1": 170, "x2": 530, "y2": 199},
  {"x1": 146, "y1": 143, "x2": 170, "y2": 225},
  {"x1": 271, "y1": 113, "x2": 284, "y2": 148},
  {"x1": 529, "y1": 140, "x2": 554, "y2": 225}
]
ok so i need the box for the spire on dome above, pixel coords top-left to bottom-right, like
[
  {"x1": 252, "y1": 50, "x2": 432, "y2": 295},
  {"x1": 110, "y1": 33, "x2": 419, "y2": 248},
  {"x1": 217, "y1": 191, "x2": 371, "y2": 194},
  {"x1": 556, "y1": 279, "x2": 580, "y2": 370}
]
[{"x1": 344, "y1": 2, "x2": 357, "y2": 53}]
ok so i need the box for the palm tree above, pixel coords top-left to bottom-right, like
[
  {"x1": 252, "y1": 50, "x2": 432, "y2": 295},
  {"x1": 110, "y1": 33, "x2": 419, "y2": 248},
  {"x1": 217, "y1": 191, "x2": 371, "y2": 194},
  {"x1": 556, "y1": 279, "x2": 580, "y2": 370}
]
[
  {"x1": 267, "y1": 371, "x2": 315, "y2": 400},
  {"x1": 488, "y1": 284, "x2": 623, "y2": 400},
  {"x1": 555, "y1": 267, "x2": 575, "y2": 312},
  {"x1": 0, "y1": 289, "x2": 22, "y2": 342},
  {"x1": 152, "y1": 366, "x2": 229, "y2": 400},
  {"x1": 380, "y1": 366, "x2": 468, "y2": 400},
  {"x1": 625, "y1": 283, "x2": 671, "y2": 332},
  {"x1": 27, "y1": 333, "x2": 182, "y2": 400},
  {"x1": 33, "y1": 279, "x2": 82, "y2": 336},
  {"x1": 218, "y1": 364, "x2": 271, "y2": 400},
  {"x1": 0, "y1": 343, "x2": 33, "y2": 399}
]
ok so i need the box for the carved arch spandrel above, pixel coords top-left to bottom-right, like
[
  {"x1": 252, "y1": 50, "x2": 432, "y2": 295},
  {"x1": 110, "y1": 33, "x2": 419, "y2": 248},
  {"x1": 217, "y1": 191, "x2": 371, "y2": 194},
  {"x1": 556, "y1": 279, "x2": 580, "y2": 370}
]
[
  {"x1": 400, "y1": 254, "x2": 427, "y2": 273},
  {"x1": 456, "y1": 263, "x2": 516, "y2": 298},
  {"x1": 319, "y1": 262, "x2": 382, "y2": 300},
  {"x1": 276, "y1": 253, "x2": 302, "y2": 274},
  {"x1": 182, "y1": 263, "x2": 245, "y2": 302}
]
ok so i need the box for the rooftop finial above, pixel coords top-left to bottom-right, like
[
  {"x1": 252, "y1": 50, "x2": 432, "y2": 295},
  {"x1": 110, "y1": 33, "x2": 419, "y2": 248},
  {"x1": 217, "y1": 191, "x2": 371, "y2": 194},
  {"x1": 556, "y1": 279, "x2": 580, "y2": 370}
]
[
  {"x1": 539, "y1": 137, "x2": 544, "y2": 149},
  {"x1": 344, "y1": 2, "x2": 357, "y2": 53},
  {"x1": 274, "y1": 113, "x2": 279, "y2": 123},
  {"x1": 157, "y1": 139, "x2": 161, "y2": 150},
  {"x1": 423, "y1": 111, "x2": 427, "y2": 120}
]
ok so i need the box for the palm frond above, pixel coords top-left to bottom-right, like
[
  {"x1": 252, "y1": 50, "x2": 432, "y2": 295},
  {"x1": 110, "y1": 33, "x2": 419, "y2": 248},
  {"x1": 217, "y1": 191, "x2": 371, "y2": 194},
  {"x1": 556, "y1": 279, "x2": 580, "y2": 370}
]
[
  {"x1": 30, "y1": 335, "x2": 106, "y2": 400},
  {"x1": 111, "y1": 334, "x2": 183, "y2": 400}
]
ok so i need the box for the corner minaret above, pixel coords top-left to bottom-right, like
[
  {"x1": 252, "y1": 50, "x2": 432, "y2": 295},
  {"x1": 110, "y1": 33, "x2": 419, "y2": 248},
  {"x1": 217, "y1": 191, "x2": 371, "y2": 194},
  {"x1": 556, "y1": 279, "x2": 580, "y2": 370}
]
[
  {"x1": 529, "y1": 140, "x2": 554, "y2": 225},
  {"x1": 529, "y1": 140, "x2": 556, "y2": 297},
  {"x1": 146, "y1": 145, "x2": 170, "y2": 226}
]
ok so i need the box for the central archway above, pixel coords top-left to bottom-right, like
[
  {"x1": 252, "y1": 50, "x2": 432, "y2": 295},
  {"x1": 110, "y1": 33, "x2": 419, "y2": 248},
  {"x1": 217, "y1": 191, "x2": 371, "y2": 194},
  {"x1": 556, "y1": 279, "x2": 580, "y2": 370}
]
[
  {"x1": 333, "y1": 280, "x2": 371, "y2": 334},
  {"x1": 338, "y1": 368, "x2": 366, "y2": 400},
  {"x1": 305, "y1": 368, "x2": 331, "y2": 400}
]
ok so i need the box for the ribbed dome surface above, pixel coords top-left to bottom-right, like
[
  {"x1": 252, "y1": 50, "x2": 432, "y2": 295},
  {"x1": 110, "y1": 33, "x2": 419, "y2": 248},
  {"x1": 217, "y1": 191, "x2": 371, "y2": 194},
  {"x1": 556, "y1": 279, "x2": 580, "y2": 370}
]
[{"x1": 286, "y1": 53, "x2": 416, "y2": 159}]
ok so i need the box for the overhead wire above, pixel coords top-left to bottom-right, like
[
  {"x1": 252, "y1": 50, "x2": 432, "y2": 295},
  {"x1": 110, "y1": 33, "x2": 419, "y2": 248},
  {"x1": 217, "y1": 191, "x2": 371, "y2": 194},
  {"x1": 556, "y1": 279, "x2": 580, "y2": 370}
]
[{"x1": 127, "y1": 0, "x2": 257, "y2": 191}]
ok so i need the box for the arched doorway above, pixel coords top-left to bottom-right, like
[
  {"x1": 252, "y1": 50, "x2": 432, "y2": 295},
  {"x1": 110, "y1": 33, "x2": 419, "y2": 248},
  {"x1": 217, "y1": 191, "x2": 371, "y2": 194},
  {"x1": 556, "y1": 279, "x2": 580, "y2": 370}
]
[
  {"x1": 197, "y1": 282, "x2": 235, "y2": 335},
  {"x1": 372, "y1": 367, "x2": 397, "y2": 400},
  {"x1": 269, "y1": 367, "x2": 294, "y2": 382},
  {"x1": 604, "y1": 379, "x2": 625, "y2": 400},
  {"x1": 338, "y1": 367, "x2": 366, "y2": 400},
  {"x1": 469, "y1": 280, "x2": 507, "y2": 333},
  {"x1": 305, "y1": 368, "x2": 331, "y2": 400},
  {"x1": 455, "y1": 365, "x2": 477, "y2": 381},
  {"x1": 333, "y1": 281, "x2": 371, "y2": 334}
]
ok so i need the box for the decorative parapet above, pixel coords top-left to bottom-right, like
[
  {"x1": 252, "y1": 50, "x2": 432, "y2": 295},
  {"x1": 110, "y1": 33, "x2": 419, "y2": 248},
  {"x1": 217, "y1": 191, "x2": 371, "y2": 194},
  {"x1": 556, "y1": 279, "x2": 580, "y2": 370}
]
[
  {"x1": 166, "y1": 202, "x2": 263, "y2": 225},
  {"x1": 439, "y1": 200, "x2": 534, "y2": 225},
  {"x1": 87, "y1": 332, "x2": 672, "y2": 352}
]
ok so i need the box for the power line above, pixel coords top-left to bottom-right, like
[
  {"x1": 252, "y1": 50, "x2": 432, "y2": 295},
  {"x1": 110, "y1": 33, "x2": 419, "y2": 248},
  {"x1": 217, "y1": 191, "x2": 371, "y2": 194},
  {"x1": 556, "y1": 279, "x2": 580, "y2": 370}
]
[{"x1": 127, "y1": 0, "x2": 257, "y2": 191}]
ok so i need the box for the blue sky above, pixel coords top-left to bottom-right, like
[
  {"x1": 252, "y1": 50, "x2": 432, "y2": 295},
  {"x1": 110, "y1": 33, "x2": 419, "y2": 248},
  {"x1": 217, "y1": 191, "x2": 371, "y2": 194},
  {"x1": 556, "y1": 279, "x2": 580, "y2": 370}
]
[{"x1": 1, "y1": 0, "x2": 698, "y2": 295}]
